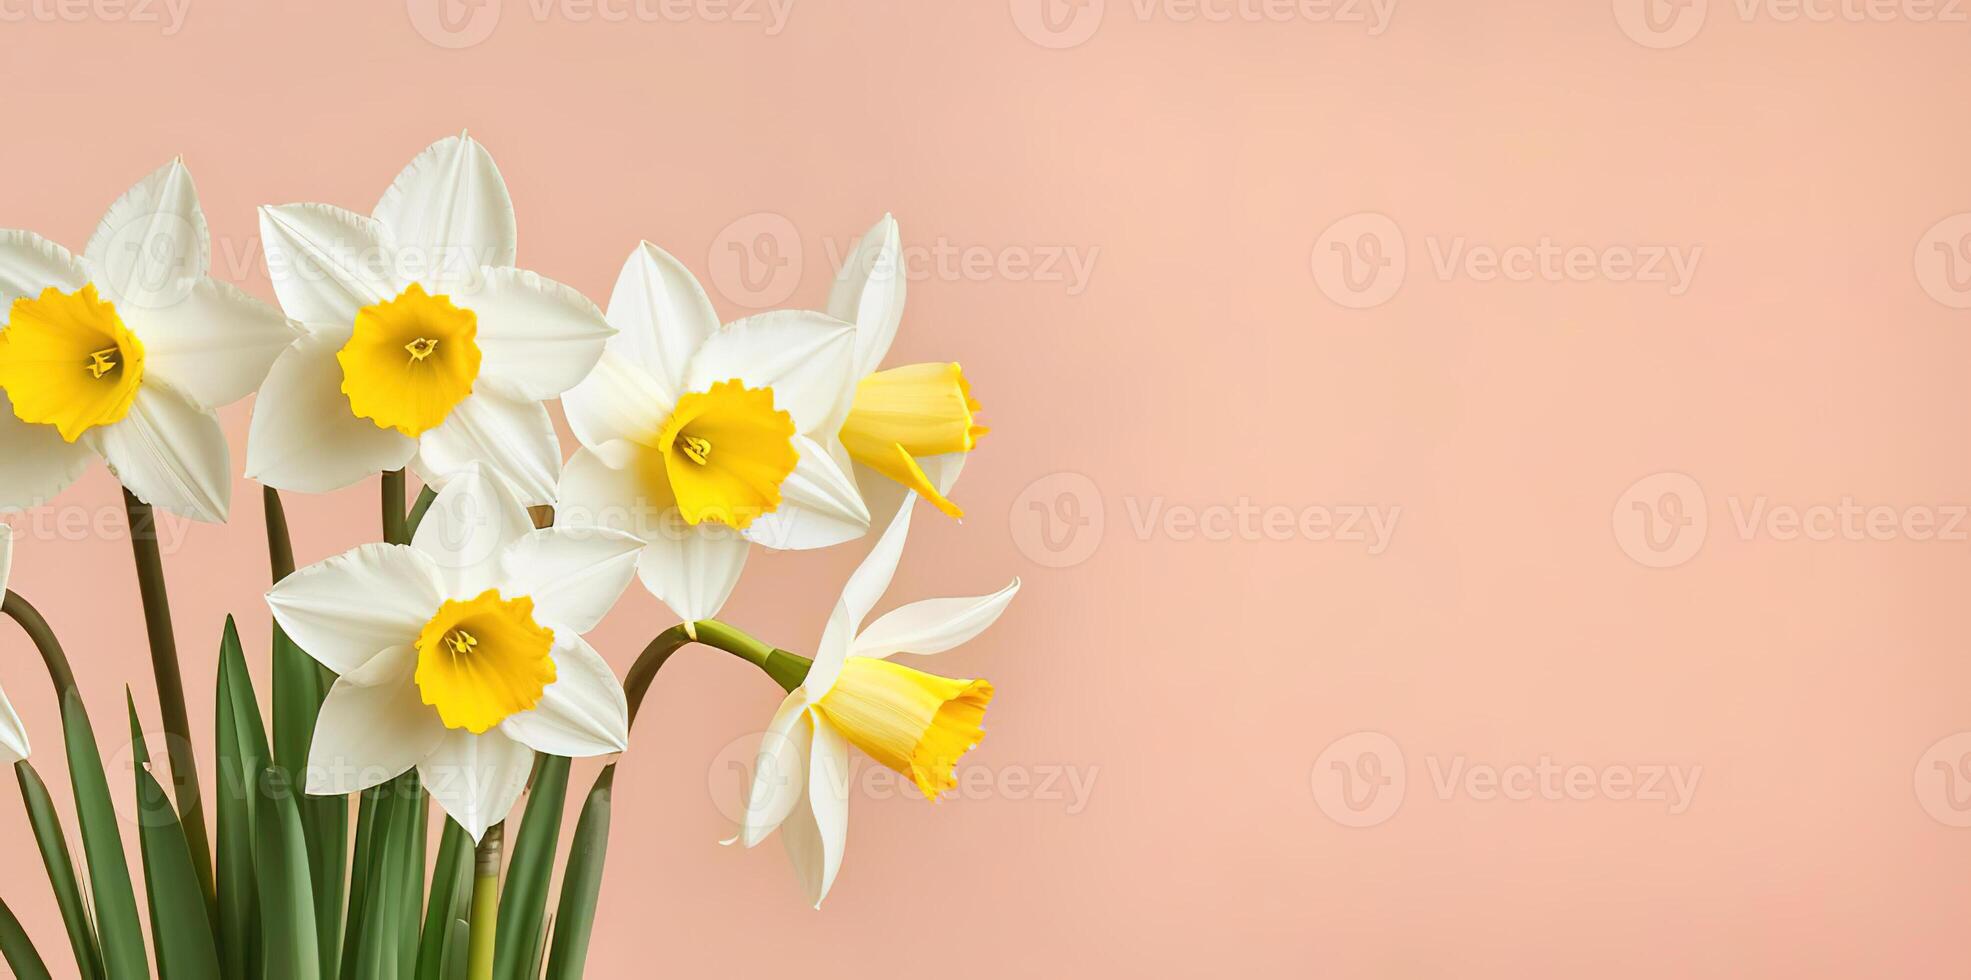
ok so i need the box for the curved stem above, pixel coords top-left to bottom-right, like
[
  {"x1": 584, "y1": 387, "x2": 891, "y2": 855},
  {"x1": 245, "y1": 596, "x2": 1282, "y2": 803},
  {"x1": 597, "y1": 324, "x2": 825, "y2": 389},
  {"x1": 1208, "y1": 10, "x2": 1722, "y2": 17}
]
[
  {"x1": 2, "y1": 591, "x2": 78, "y2": 702},
  {"x1": 382, "y1": 469, "x2": 408, "y2": 545},
  {"x1": 467, "y1": 823, "x2": 504, "y2": 980},
  {"x1": 121, "y1": 489, "x2": 214, "y2": 902},
  {"x1": 406, "y1": 487, "x2": 438, "y2": 539},
  {"x1": 622, "y1": 621, "x2": 815, "y2": 733}
]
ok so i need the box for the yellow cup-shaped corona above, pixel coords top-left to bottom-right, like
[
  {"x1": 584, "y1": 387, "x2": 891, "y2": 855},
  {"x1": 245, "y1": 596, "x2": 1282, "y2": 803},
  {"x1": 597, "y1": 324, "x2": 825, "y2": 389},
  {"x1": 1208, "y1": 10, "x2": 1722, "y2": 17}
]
[{"x1": 813, "y1": 656, "x2": 994, "y2": 800}]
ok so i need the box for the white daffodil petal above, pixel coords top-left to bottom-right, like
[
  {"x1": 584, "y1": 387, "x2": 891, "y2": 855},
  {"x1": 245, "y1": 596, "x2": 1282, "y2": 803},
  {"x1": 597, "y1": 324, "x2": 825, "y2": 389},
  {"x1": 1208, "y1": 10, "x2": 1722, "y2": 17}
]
[
  {"x1": 555, "y1": 442, "x2": 665, "y2": 539},
  {"x1": 684, "y1": 311, "x2": 856, "y2": 434},
  {"x1": 86, "y1": 158, "x2": 210, "y2": 310},
  {"x1": 801, "y1": 721, "x2": 851, "y2": 909},
  {"x1": 741, "y1": 436, "x2": 870, "y2": 552},
  {"x1": 411, "y1": 464, "x2": 536, "y2": 599},
  {"x1": 0, "y1": 229, "x2": 88, "y2": 305},
  {"x1": 452, "y1": 267, "x2": 612, "y2": 401},
  {"x1": 0, "y1": 683, "x2": 27, "y2": 764},
  {"x1": 413, "y1": 390, "x2": 561, "y2": 506},
  {"x1": 246, "y1": 333, "x2": 417, "y2": 494},
  {"x1": 636, "y1": 523, "x2": 749, "y2": 624},
  {"x1": 728, "y1": 693, "x2": 811, "y2": 848},
  {"x1": 266, "y1": 542, "x2": 445, "y2": 675},
  {"x1": 85, "y1": 381, "x2": 231, "y2": 523},
  {"x1": 305, "y1": 645, "x2": 446, "y2": 796},
  {"x1": 421, "y1": 727, "x2": 534, "y2": 844},
  {"x1": 500, "y1": 632, "x2": 628, "y2": 757},
  {"x1": 131, "y1": 277, "x2": 298, "y2": 409},
  {"x1": 854, "y1": 579, "x2": 1021, "y2": 660},
  {"x1": 0, "y1": 398, "x2": 92, "y2": 510},
  {"x1": 374, "y1": 134, "x2": 517, "y2": 281},
  {"x1": 562, "y1": 351, "x2": 671, "y2": 450},
  {"x1": 498, "y1": 527, "x2": 643, "y2": 634},
  {"x1": 806, "y1": 492, "x2": 916, "y2": 695},
  {"x1": 827, "y1": 214, "x2": 907, "y2": 379},
  {"x1": 606, "y1": 241, "x2": 720, "y2": 406},
  {"x1": 258, "y1": 203, "x2": 396, "y2": 327}
]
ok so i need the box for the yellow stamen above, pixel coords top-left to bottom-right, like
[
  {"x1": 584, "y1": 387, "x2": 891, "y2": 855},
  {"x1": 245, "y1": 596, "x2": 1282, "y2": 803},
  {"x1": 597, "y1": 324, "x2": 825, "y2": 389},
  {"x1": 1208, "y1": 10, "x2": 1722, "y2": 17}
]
[
  {"x1": 414, "y1": 590, "x2": 556, "y2": 734},
  {"x1": 649, "y1": 380, "x2": 798, "y2": 529},
  {"x1": 839, "y1": 362, "x2": 985, "y2": 519},
  {"x1": 813, "y1": 656, "x2": 994, "y2": 801},
  {"x1": 0, "y1": 284, "x2": 147, "y2": 442},
  {"x1": 339, "y1": 283, "x2": 481, "y2": 437}
]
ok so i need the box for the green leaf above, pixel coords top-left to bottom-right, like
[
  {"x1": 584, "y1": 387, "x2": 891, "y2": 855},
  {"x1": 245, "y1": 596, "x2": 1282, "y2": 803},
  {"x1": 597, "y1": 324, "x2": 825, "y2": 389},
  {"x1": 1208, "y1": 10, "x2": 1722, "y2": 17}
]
[
  {"x1": 416, "y1": 820, "x2": 473, "y2": 980},
  {"x1": 544, "y1": 765, "x2": 614, "y2": 980},
  {"x1": 130, "y1": 694, "x2": 224, "y2": 980},
  {"x1": 0, "y1": 894, "x2": 53, "y2": 980},
  {"x1": 492, "y1": 755, "x2": 571, "y2": 980},
  {"x1": 215, "y1": 619, "x2": 272, "y2": 980},
  {"x1": 253, "y1": 767, "x2": 322, "y2": 980},
  {"x1": 61, "y1": 688, "x2": 149, "y2": 979},
  {"x1": 14, "y1": 761, "x2": 104, "y2": 980},
  {"x1": 273, "y1": 620, "x2": 346, "y2": 978},
  {"x1": 344, "y1": 773, "x2": 424, "y2": 980}
]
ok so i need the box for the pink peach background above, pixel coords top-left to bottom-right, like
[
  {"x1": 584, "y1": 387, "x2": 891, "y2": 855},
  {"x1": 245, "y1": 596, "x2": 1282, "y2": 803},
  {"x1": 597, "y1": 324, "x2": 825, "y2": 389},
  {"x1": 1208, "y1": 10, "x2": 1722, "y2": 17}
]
[{"x1": 5, "y1": 0, "x2": 1971, "y2": 976}]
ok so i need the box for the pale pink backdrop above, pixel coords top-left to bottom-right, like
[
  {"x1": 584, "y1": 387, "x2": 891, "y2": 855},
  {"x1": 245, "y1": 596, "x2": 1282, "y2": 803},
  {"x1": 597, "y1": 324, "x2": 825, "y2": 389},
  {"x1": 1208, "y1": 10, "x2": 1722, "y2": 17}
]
[{"x1": 4, "y1": 0, "x2": 1971, "y2": 976}]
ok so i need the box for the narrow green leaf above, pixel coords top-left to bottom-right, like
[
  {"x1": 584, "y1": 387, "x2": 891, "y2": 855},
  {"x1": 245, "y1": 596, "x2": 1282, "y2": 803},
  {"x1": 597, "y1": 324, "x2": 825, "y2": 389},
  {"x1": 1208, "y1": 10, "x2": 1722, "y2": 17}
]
[
  {"x1": 14, "y1": 761, "x2": 104, "y2": 980},
  {"x1": 340, "y1": 783, "x2": 384, "y2": 980},
  {"x1": 443, "y1": 919, "x2": 470, "y2": 980},
  {"x1": 215, "y1": 620, "x2": 272, "y2": 980},
  {"x1": 130, "y1": 694, "x2": 223, "y2": 980},
  {"x1": 0, "y1": 894, "x2": 53, "y2": 980},
  {"x1": 345, "y1": 773, "x2": 422, "y2": 980},
  {"x1": 61, "y1": 688, "x2": 149, "y2": 979},
  {"x1": 273, "y1": 620, "x2": 346, "y2": 978},
  {"x1": 543, "y1": 765, "x2": 614, "y2": 980},
  {"x1": 493, "y1": 756, "x2": 570, "y2": 980},
  {"x1": 252, "y1": 767, "x2": 321, "y2": 980},
  {"x1": 416, "y1": 820, "x2": 473, "y2": 980}
]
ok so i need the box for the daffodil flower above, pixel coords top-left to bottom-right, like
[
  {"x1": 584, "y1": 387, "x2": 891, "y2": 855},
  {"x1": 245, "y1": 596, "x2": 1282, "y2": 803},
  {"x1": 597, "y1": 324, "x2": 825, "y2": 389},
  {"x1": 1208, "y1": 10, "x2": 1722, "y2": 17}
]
[
  {"x1": 265, "y1": 466, "x2": 641, "y2": 842},
  {"x1": 557, "y1": 242, "x2": 871, "y2": 624},
  {"x1": 246, "y1": 134, "x2": 614, "y2": 505},
  {"x1": 727, "y1": 492, "x2": 1019, "y2": 906},
  {"x1": 826, "y1": 215, "x2": 988, "y2": 521},
  {"x1": 0, "y1": 161, "x2": 298, "y2": 521},
  {"x1": 0, "y1": 524, "x2": 27, "y2": 764}
]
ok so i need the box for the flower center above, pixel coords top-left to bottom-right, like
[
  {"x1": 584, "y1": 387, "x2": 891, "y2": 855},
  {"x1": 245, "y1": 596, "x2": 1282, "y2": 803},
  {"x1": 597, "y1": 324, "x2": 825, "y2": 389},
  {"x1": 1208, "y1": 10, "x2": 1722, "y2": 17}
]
[
  {"x1": 413, "y1": 589, "x2": 557, "y2": 734},
  {"x1": 0, "y1": 284, "x2": 147, "y2": 442},
  {"x1": 338, "y1": 283, "x2": 481, "y2": 438},
  {"x1": 838, "y1": 362, "x2": 985, "y2": 519},
  {"x1": 646, "y1": 379, "x2": 798, "y2": 530}
]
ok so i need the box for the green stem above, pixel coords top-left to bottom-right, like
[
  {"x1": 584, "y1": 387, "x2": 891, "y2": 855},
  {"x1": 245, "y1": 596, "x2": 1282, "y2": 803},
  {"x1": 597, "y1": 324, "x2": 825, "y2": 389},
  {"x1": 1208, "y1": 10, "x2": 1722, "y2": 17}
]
[
  {"x1": 406, "y1": 486, "x2": 439, "y2": 539},
  {"x1": 467, "y1": 824, "x2": 503, "y2": 980},
  {"x1": 382, "y1": 469, "x2": 408, "y2": 545},
  {"x1": 622, "y1": 621, "x2": 813, "y2": 732},
  {"x1": 121, "y1": 488, "x2": 214, "y2": 905},
  {"x1": 2, "y1": 591, "x2": 79, "y2": 700}
]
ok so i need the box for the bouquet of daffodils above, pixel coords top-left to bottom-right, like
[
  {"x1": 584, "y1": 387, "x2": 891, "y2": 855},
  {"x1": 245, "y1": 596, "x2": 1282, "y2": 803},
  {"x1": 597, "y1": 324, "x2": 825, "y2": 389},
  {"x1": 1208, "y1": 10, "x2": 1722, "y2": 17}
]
[{"x1": 0, "y1": 135, "x2": 1014, "y2": 980}]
